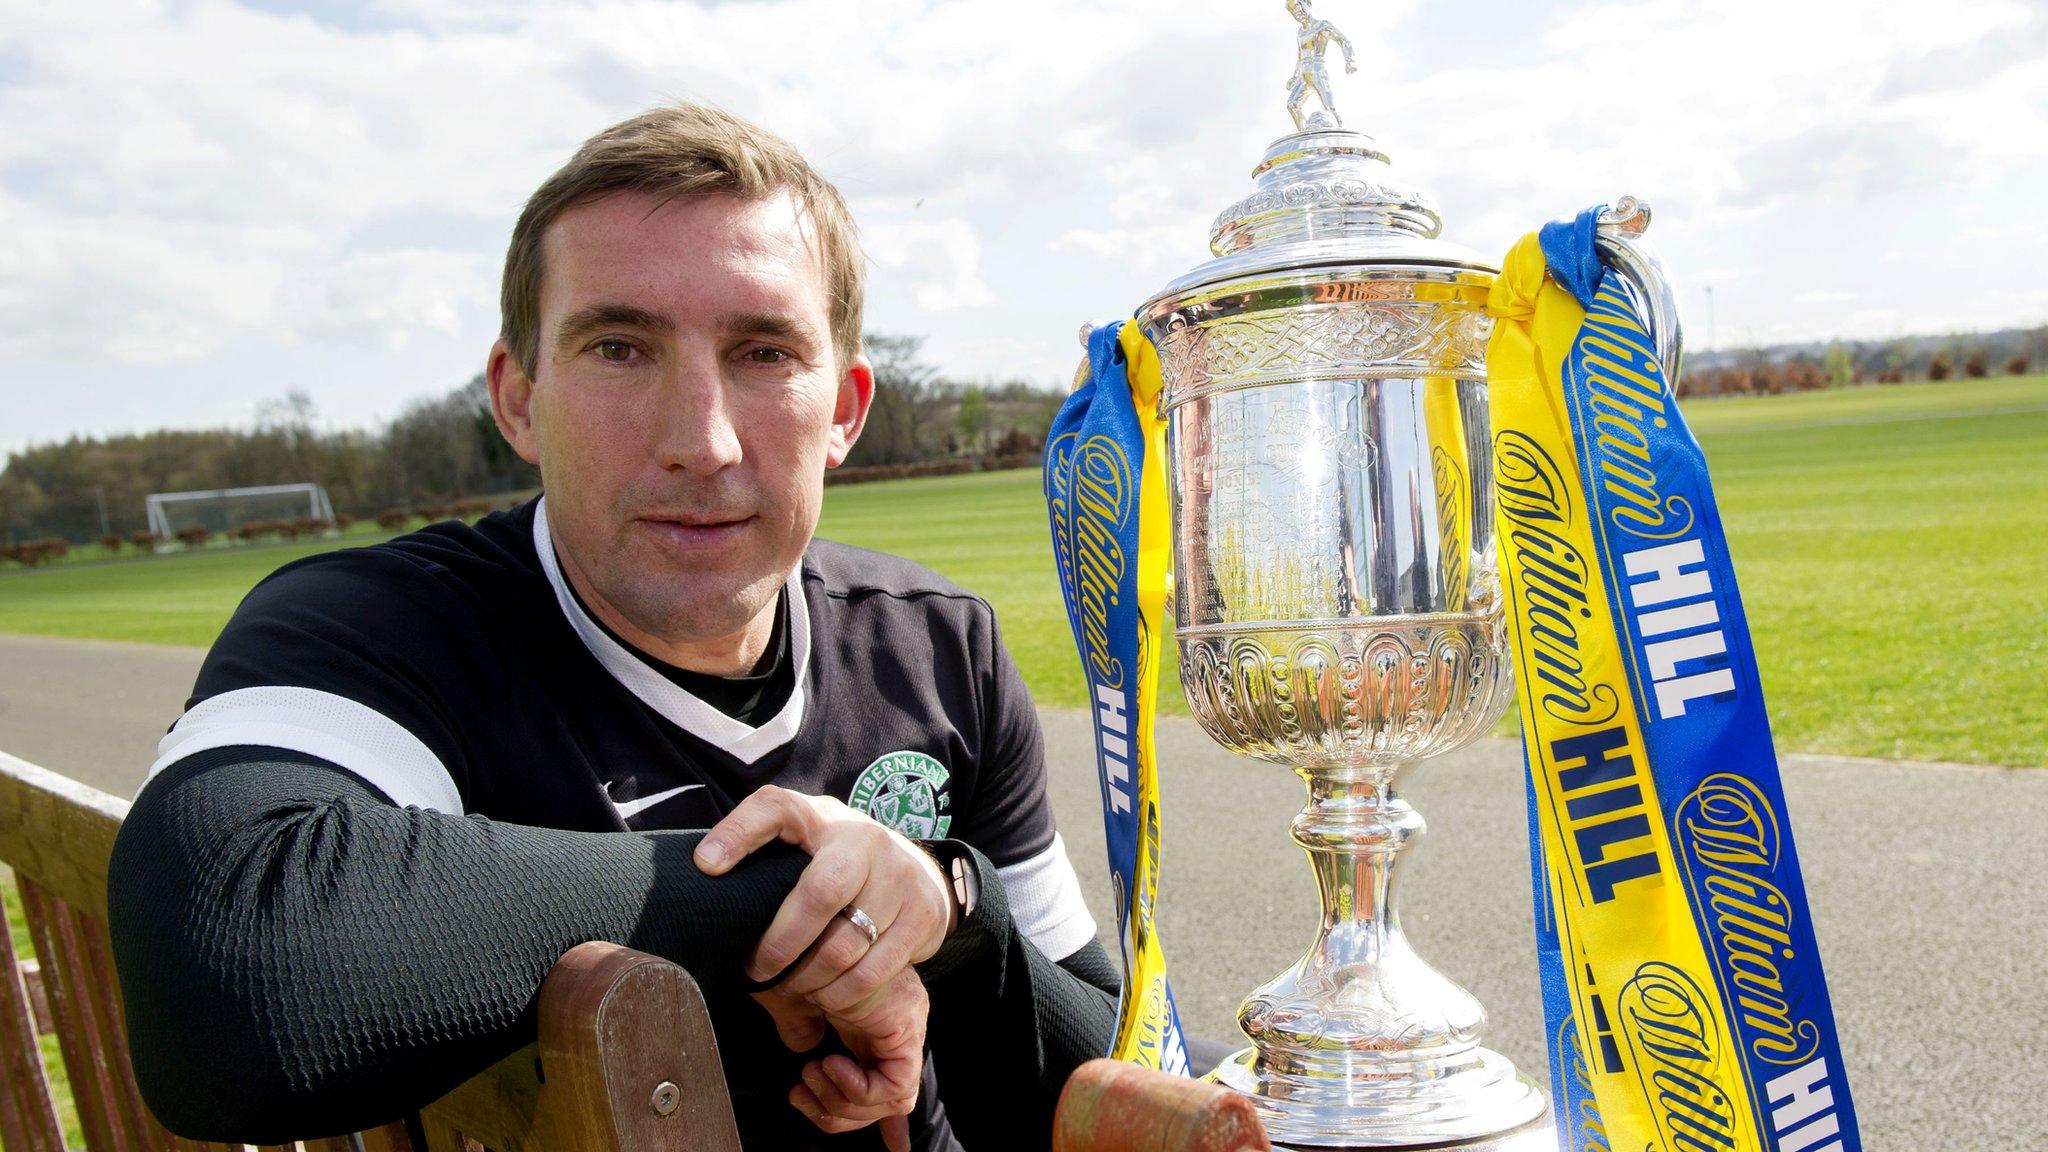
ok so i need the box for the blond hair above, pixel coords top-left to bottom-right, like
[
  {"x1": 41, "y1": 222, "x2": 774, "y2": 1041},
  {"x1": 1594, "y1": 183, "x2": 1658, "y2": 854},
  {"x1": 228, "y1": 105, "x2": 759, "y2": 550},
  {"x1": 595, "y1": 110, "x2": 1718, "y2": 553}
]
[{"x1": 500, "y1": 103, "x2": 863, "y2": 376}]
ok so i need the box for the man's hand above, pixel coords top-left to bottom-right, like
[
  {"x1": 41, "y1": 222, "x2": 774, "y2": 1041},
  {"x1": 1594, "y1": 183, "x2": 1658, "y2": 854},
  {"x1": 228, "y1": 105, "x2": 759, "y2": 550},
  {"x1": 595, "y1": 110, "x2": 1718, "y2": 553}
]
[
  {"x1": 695, "y1": 786, "x2": 954, "y2": 1013},
  {"x1": 752, "y1": 969, "x2": 928, "y2": 1152}
]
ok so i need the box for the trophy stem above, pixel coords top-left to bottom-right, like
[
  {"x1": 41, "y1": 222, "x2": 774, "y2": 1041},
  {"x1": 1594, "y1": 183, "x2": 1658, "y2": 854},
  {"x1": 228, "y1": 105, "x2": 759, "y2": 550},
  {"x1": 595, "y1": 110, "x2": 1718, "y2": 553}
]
[
  {"x1": 1212, "y1": 760, "x2": 1546, "y2": 1148},
  {"x1": 1295, "y1": 767, "x2": 1415, "y2": 951}
]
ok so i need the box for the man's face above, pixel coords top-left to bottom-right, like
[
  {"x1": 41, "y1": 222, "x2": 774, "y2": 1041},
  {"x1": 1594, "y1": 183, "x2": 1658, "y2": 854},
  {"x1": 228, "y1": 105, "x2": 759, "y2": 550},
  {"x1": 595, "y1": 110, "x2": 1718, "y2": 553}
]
[{"x1": 489, "y1": 190, "x2": 870, "y2": 655}]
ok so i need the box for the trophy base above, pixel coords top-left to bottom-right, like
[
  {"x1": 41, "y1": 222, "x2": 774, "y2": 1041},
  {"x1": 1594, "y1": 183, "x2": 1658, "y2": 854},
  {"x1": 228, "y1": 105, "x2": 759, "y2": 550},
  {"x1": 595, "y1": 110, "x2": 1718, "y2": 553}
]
[
  {"x1": 1267, "y1": 1115, "x2": 1554, "y2": 1152},
  {"x1": 1209, "y1": 1045, "x2": 1548, "y2": 1149}
]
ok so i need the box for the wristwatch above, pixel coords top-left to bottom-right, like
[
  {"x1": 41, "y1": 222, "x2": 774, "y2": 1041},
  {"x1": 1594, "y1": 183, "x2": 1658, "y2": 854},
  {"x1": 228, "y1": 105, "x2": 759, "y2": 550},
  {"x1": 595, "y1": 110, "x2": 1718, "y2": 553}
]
[
  {"x1": 947, "y1": 849, "x2": 980, "y2": 926},
  {"x1": 921, "y1": 840, "x2": 980, "y2": 933}
]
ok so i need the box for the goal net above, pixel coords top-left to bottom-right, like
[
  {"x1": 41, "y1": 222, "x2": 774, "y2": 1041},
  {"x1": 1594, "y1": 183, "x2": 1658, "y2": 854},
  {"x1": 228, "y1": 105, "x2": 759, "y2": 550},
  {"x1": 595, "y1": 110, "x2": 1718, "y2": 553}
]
[{"x1": 145, "y1": 483, "x2": 338, "y2": 541}]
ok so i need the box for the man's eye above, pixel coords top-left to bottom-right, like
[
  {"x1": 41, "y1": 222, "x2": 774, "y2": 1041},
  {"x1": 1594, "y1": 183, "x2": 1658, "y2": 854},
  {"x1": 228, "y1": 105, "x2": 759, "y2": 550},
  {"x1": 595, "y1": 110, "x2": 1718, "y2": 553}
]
[
  {"x1": 744, "y1": 347, "x2": 791, "y2": 365},
  {"x1": 595, "y1": 340, "x2": 636, "y2": 363}
]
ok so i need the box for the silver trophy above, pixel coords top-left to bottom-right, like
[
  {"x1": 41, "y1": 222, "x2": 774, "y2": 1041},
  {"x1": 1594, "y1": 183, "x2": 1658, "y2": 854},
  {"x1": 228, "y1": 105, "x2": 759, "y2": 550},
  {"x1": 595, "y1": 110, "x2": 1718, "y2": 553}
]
[{"x1": 1138, "y1": 4, "x2": 1553, "y2": 1146}]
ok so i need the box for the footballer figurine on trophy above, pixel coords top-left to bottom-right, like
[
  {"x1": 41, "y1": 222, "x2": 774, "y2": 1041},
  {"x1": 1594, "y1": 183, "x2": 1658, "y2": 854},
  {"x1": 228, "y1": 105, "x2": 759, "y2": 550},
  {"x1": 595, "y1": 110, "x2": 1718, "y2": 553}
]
[{"x1": 1286, "y1": 0, "x2": 1358, "y2": 131}]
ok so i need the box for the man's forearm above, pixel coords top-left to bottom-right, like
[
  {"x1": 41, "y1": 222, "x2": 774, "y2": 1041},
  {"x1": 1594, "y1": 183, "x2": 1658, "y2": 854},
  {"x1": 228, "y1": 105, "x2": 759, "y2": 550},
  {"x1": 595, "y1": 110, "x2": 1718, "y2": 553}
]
[{"x1": 106, "y1": 749, "x2": 808, "y2": 1143}]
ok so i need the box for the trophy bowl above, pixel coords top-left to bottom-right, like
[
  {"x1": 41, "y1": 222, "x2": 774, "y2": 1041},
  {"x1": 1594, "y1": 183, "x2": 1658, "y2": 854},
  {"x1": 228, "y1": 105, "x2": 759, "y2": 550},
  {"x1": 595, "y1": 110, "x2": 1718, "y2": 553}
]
[{"x1": 1137, "y1": 27, "x2": 1551, "y2": 1146}]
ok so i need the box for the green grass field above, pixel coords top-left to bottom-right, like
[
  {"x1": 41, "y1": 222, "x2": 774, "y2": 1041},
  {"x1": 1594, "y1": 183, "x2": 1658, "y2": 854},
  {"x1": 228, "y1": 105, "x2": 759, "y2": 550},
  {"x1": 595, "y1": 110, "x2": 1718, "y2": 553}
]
[
  {"x1": 3, "y1": 377, "x2": 2043, "y2": 765},
  {"x1": 0, "y1": 533, "x2": 410, "y2": 647}
]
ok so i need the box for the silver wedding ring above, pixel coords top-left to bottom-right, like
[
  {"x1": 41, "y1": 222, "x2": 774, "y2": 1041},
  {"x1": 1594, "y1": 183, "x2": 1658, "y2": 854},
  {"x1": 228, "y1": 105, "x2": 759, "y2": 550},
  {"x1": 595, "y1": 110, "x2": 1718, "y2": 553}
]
[{"x1": 843, "y1": 905, "x2": 879, "y2": 947}]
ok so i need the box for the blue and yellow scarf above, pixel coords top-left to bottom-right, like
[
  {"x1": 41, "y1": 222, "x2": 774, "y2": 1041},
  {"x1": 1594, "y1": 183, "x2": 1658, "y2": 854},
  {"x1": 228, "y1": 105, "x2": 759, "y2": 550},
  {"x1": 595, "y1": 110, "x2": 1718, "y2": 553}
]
[
  {"x1": 1490, "y1": 208, "x2": 1861, "y2": 1152},
  {"x1": 1044, "y1": 322, "x2": 1190, "y2": 1074}
]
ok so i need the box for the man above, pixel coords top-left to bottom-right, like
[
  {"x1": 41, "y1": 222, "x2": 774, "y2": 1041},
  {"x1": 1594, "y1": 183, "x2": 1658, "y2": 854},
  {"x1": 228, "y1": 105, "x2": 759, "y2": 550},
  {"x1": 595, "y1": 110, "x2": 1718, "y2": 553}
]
[{"x1": 106, "y1": 104, "x2": 1117, "y2": 1152}]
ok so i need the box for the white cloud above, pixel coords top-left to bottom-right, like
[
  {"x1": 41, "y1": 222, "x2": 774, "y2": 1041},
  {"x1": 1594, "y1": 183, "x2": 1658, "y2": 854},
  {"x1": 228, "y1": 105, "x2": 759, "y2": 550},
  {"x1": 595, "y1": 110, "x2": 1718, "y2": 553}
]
[
  {"x1": 864, "y1": 216, "x2": 996, "y2": 312},
  {"x1": 0, "y1": 187, "x2": 303, "y2": 362},
  {"x1": 284, "y1": 249, "x2": 493, "y2": 351},
  {"x1": 0, "y1": 0, "x2": 2044, "y2": 449}
]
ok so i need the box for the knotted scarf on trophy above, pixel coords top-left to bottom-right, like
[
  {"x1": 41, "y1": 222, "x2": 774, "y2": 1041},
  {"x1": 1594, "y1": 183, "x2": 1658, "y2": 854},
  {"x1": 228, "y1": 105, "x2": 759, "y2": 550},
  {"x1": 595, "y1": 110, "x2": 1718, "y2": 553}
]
[
  {"x1": 1488, "y1": 208, "x2": 1862, "y2": 1152},
  {"x1": 1043, "y1": 321, "x2": 1192, "y2": 1075}
]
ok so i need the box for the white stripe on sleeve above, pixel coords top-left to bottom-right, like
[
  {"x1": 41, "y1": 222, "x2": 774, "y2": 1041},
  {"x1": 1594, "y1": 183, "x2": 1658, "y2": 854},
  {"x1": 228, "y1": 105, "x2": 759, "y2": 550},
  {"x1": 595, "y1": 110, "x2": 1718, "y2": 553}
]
[
  {"x1": 145, "y1": 686, "x2": 466, "y2": 815},
  {"x1": 995, "y1": 833, "x2": 1098, "y2": 962}
]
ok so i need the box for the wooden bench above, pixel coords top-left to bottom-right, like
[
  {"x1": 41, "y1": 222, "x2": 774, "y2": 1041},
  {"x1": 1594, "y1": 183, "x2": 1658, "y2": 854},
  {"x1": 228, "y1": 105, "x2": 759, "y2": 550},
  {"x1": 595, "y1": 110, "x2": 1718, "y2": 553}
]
[
  {"x1": 0, "y1": 748, "x2": 748, "y2": 1152},
  {"x1": 0, "y1": 748, "x2": 1264, "y2": 1152}
]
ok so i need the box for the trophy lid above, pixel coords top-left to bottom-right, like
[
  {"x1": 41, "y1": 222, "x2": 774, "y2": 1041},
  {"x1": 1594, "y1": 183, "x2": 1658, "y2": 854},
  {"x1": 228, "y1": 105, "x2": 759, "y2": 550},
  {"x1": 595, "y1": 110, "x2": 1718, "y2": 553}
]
[{"x1": 1148, "y1": 6, "x2": 1495, "y2": 306}]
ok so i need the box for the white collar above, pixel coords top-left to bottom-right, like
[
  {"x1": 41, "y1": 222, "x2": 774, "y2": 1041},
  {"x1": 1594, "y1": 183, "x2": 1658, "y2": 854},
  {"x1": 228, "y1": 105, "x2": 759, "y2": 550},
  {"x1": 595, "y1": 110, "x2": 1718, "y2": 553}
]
[{"x1": 532, "y1": 496, "x2": 809, "y2": 763}]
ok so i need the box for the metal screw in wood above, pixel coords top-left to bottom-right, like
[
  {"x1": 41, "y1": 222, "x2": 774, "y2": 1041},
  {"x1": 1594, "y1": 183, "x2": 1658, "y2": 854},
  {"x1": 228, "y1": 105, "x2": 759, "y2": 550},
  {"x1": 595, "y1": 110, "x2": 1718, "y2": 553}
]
[{"x1": 651, "y1": 1081, "x2": 680, "y2": 1117}]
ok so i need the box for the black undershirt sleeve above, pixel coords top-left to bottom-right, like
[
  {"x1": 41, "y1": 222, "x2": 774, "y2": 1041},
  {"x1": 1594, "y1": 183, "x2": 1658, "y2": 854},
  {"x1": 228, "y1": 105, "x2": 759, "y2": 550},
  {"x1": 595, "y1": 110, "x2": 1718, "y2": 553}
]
[
  {"x1": 107, "y1": 748, "x2": 1119, "y2": 1147},
  {"x1": 916, "y1": 845, "x2": 1120, "y2": 1151},
  {"x1": 108, "y1": 747, "x2": 809, "y2": 1142}
]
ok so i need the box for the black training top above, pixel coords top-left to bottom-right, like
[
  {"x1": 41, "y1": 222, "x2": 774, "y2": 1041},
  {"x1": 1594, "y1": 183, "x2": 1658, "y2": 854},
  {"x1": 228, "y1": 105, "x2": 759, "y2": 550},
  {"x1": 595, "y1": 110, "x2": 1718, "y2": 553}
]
[
  {"x1": 148, "y1": 497, "x2": 1095, "y2": 959},
  {"x1": 111, "y1": 498, "x2": 1111, "y2": 1151}
]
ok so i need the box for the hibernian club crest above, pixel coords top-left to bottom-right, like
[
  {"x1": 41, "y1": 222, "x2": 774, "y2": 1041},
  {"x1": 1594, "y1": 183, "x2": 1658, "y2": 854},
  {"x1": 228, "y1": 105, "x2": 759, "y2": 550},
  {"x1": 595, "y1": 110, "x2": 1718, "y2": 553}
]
[{"x1": 848, "y1": 751, "x2": 952, "y2": 838}]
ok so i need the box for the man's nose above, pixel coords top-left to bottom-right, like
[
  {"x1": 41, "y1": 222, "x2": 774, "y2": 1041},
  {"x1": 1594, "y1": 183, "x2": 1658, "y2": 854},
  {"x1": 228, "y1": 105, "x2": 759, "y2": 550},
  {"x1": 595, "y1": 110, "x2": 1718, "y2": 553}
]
[{"x1": 652, "y1": 353, "x2": 743, "y2": 475}]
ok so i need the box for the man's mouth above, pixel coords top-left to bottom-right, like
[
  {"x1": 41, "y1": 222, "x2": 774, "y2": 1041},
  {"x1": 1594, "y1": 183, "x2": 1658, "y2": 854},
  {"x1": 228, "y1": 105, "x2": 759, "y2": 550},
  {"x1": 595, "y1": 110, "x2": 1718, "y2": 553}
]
[{"x1": 633, "y1": 514, "x2": 754, "y2": 550}]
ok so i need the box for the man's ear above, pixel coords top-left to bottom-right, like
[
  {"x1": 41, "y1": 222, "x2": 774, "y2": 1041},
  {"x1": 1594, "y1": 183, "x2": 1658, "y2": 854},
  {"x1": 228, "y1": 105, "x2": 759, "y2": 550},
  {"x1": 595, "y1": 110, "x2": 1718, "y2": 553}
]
[
  {"x1": 487, "y1": 339, "x2": 542, "y2": 466},
  {"x1": 825, "y1": 354, "x2": 875, "y2": 468}
]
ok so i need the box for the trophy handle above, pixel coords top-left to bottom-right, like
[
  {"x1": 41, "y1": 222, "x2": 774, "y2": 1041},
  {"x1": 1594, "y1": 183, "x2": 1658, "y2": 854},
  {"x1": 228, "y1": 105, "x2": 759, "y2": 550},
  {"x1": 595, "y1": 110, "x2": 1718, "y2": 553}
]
[{"x1": 1594, "y1": 196, "x2": 1685, "y2": 386}]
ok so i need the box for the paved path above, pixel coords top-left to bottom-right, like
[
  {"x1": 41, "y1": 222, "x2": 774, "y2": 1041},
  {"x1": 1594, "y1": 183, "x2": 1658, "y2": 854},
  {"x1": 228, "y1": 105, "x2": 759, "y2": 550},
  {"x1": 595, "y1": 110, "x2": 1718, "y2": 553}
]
[
  {"x1": 2, "y1": 632, "x2": 2041, "y2": 1147},
  {"x1": 0, "y1": 633, "x2": 200, "y2": 795}
]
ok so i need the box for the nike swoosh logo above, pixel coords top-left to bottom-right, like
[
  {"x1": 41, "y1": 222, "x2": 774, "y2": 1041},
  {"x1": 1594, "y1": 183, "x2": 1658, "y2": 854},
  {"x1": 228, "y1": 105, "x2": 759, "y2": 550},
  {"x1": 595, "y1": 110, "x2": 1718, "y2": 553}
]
[{"x1": 609, "y1": 783, "x2": 705, "y2": 820}]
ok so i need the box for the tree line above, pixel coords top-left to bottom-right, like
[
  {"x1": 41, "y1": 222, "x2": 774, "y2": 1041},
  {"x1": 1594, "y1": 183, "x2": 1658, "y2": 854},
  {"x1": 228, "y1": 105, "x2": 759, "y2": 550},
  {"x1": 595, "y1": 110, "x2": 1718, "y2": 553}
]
[
  {"x1": 1, "y1": 335, "x2": 1066, "y2": 548},
  {"x1": 1679, "y1": 325, "x2": 2045, "y2": 397},
  {"x1": 22, "y1": 319, "x2": 2031, "y2": 553},
  {"x1": 0, "y1": 376, "x2": 536, "y2": 549}
]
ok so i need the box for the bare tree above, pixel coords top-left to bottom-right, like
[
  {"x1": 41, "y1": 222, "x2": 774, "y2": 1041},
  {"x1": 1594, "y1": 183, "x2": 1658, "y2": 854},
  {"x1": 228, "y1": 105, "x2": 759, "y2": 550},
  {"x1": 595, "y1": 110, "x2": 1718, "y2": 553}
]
[{"x1": 847, "y1": 334, "x2": 943, "y2": 466}]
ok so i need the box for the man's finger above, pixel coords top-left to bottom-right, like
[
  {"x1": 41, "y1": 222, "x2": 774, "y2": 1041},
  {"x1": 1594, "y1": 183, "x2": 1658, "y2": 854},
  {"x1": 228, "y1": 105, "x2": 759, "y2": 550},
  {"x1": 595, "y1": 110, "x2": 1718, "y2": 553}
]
[
  {"x1": 820, "y1": 1053, "x2": 879, "y2": 1104},
  {"x1": 823, "y1": 1050, "x2": 919, "y2": 1110},
  {"x1": 748, "y1": 842, "x2": 871, "y2": 981},
  {"x1": 812, "y1": 928, "x2": 914, "y2": 1014},
  {"x1": 810, "y1": 893, "x2": 942, "y2": 1013},
  {"x1": 883, "y1": 1114, "x2": 912, "y2": 1152},
  {"x1": 694, "y1": 786, "x2": 810, "y2": 875},
  {"x1": 803, "y1": 1063, "x2": 860, "y2": 1118},
  {"x1": 777, "y1": 1018, "x2": 824, "y2": 1052},
  {"x1": 823, "y1": 1029, "x2": 921, "y2": 1108},
  {"x1": 803, "y1": 1061, "x2": 901, "y2": 1122},
  {"x1": 788, "y1": 1084, "x2": 866, "y2": 1134},
  {"x1": 750, "y1": 991, "x2": 826, "y2": 1052},
  {"x1": 818, "y1": 1052, "x2": 912, "y2": 1111},
  {"x1": 777, "y1": 908, "x2": 898, "y2": 998}
]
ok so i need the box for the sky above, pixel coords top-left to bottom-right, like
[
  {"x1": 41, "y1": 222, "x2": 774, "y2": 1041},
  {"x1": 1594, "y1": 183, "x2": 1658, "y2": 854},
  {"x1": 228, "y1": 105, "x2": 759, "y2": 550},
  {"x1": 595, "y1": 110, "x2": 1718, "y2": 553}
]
[{"x1": 2, "y1": 0, "x2": 2044, "y2": 453}]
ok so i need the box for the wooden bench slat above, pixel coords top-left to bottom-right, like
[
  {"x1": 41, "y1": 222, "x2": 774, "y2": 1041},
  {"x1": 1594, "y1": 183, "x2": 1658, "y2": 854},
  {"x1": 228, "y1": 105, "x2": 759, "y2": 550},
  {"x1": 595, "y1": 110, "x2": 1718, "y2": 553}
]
[
  {"x1": 414, "y1": 1118, "x2": 483, "y2": 1152},
  {"x1": 19, "y1": 877, "x2": 181, "y2": 1152},
  {"x1": 0, "y1": 879, "x2": 66, "y2": 1152},
  {"x1": 417, "y1": 1044, "x2": 541, "y2": 1151},
  {"x1": 21, "y1": 874, "x2": 131, "y2": 1152},
  {"x1": 535, "y1": 942, "x2": 742, "y2": 1152},
  {"x1": 0, "y1": 751, "x2": 128, "y2": 915},
  {"x1": 18, "y1": 956, "x2": 55, "y2": 1035},
  {"x1": 411, "y1": 943, "x2": 743, "y2": 1152},
  {"x1": 75, "y1": 905, "x2": 174, "y2": 1150},
  {"x1": 354, "y1": 1122, "x2": 421, "y2": 1152},
  {"x1": 1054, "y1": 1059, "x2": 1272, "y2": 1152}
]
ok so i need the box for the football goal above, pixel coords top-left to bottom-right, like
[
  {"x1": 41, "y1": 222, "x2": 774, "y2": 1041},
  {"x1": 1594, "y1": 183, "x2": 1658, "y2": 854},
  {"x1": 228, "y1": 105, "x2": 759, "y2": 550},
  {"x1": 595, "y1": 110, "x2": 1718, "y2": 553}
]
[{"x1": 145, "y1": 482, "x2": 338, "y2": 542}]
